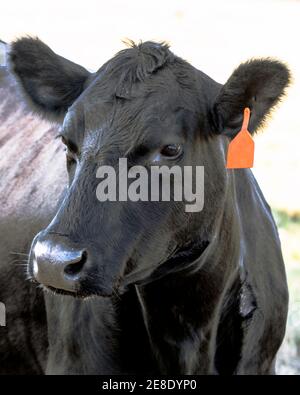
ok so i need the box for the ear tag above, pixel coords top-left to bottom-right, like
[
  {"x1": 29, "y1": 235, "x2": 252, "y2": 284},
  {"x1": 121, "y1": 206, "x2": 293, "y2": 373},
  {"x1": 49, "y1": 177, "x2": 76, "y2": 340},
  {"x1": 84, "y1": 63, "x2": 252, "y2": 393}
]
[{"x1": 226, "y1": 107, "x2": 254, "y2": 169}]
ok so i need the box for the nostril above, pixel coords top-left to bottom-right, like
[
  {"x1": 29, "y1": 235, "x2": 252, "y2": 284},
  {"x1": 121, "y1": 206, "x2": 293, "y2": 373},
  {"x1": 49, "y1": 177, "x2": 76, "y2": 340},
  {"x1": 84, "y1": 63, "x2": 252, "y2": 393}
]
[{"x1": 64, "y1": 251, "x2": 87, "y2": 277}]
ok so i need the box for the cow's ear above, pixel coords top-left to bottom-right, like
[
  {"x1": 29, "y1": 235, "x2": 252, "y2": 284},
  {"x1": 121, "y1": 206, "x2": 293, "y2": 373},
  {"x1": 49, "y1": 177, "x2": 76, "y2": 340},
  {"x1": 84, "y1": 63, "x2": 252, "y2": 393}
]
[
  {"x1": 213, "y1": 59, "x2": 291, "y2": 137},
  {"x1": 9, "y1": 37, "x2": 91, "y2": 121}
]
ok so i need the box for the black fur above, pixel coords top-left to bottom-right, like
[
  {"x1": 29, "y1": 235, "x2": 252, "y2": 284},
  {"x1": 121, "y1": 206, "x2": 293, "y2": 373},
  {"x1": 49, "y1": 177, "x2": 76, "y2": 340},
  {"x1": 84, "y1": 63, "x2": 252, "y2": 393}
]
[
  {"x1": 214, "y1": 58, "x2": 291, "y2": 137},
  {"x1": 0, "y1": 37, "x2": 290, "y2": 374},
  {"x1": 9, "y1": 37, "x2": 90, "y2": 118}
]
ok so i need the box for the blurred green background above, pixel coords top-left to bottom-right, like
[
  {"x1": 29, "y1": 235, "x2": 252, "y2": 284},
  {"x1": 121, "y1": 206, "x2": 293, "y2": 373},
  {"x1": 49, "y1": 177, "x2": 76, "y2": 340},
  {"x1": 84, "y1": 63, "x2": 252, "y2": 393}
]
[{"x1": 1, "y1": 0, "x2": 299, "y2": 373}]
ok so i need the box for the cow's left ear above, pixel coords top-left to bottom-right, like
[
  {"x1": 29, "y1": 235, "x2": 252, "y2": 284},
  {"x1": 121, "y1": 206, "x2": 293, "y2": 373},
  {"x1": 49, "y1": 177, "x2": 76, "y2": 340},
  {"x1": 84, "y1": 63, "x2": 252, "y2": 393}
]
[{"x1": 213, "y1": 59, "x2": 291, "y2": 137}]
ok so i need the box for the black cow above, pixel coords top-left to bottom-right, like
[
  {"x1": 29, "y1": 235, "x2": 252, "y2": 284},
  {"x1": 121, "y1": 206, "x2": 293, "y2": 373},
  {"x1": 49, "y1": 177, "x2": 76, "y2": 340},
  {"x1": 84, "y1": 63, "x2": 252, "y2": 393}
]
[{"x1": 0, "y1": 37, "x2": 289, "y2": 374}]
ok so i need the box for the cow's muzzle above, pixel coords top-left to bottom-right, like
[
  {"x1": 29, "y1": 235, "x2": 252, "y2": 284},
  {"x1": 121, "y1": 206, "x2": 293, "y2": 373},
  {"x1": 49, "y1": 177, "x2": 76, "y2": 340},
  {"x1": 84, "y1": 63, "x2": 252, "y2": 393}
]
[{"x1": 28, "y1": 232, "x2": 113, "y2": 297}]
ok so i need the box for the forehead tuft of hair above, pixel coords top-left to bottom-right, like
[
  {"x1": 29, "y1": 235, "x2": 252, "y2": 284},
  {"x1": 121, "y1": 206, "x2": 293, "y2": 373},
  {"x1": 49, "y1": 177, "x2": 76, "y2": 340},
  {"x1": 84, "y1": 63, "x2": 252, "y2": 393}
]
[{"x1": 98, "y1": 40, "x2": 176, "y2": 98}]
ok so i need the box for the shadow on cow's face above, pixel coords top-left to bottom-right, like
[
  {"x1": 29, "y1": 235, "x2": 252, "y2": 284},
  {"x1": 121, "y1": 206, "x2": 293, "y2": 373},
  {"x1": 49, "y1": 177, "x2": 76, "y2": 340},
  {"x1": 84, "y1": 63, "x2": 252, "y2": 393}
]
[{"x1": 9, "y1": 38, "x2": 290, "y2": 297}]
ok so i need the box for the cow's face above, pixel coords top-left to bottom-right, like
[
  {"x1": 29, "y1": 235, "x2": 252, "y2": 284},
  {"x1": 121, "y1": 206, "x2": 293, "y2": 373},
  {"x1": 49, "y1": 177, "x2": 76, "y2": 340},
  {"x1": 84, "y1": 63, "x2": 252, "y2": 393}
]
[{"x1": 10, "y1": 38, "x2": 290, "y2": 297}]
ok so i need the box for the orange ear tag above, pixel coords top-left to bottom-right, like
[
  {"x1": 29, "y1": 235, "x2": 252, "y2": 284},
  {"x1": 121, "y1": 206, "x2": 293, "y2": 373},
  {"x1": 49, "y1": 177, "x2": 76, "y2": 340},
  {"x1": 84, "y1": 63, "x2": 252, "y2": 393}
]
[{"x1": 226, "y1": 107, "x2": 254, "y2": 169}]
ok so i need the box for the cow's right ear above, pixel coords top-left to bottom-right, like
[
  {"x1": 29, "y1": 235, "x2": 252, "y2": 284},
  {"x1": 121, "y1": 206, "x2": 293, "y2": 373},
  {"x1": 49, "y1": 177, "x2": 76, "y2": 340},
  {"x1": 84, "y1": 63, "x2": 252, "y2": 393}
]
[{"x1": 9, "y1": 37, "x2": 91, "y2": 120}]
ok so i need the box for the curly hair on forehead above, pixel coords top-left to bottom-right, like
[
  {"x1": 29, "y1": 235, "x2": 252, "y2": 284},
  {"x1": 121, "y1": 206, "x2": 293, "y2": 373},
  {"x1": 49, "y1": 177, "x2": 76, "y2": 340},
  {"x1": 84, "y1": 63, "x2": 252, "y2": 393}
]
[{"x1": 98, "y1": 40, "x2": 176, "y2": 99}]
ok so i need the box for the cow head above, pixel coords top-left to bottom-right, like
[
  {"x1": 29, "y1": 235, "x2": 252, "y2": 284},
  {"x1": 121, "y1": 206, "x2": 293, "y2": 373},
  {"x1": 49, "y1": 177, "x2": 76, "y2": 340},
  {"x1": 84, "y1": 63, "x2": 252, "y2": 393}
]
[{"x1": 10, "y1": 38, "x2": 290, "y2": 297}]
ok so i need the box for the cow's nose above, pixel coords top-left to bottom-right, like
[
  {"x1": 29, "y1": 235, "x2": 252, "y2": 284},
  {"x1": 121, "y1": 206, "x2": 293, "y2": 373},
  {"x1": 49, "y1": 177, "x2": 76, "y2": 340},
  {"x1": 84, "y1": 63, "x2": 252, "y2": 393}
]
[{"x1": 31, "y1": 234, "x2": 87, "y2": 292}]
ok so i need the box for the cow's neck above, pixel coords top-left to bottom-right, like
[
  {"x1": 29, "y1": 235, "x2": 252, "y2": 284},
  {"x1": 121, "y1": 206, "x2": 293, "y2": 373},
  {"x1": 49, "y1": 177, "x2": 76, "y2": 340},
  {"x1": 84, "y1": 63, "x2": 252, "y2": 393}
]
[{"x1": 135, "y1": 199, "x2": 242, "y2": 374}]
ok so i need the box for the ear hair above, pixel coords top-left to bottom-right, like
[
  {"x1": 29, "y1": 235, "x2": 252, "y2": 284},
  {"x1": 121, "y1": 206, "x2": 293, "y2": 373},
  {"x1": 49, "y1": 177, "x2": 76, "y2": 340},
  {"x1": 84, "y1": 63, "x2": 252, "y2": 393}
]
[
  {"x1": 9, "y1": 36, "x2": 91, "y2": 122},
  {"x1": 213, "y1": 58, "x2": 291, "y2": 137}
]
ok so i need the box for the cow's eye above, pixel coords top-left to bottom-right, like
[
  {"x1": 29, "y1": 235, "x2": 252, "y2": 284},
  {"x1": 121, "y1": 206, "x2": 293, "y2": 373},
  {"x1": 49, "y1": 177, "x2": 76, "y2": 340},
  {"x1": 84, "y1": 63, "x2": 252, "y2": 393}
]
[{"x1": 160, "y1": 144, "x2": 182, "y2": 158}]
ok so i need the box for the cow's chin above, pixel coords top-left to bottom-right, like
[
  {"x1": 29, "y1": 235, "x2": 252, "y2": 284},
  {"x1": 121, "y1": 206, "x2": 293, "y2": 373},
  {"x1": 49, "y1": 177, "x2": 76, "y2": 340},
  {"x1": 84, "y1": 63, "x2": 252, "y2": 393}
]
[{"x1": 41, "y1": 284, "x2": 116, "y2": 299}]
